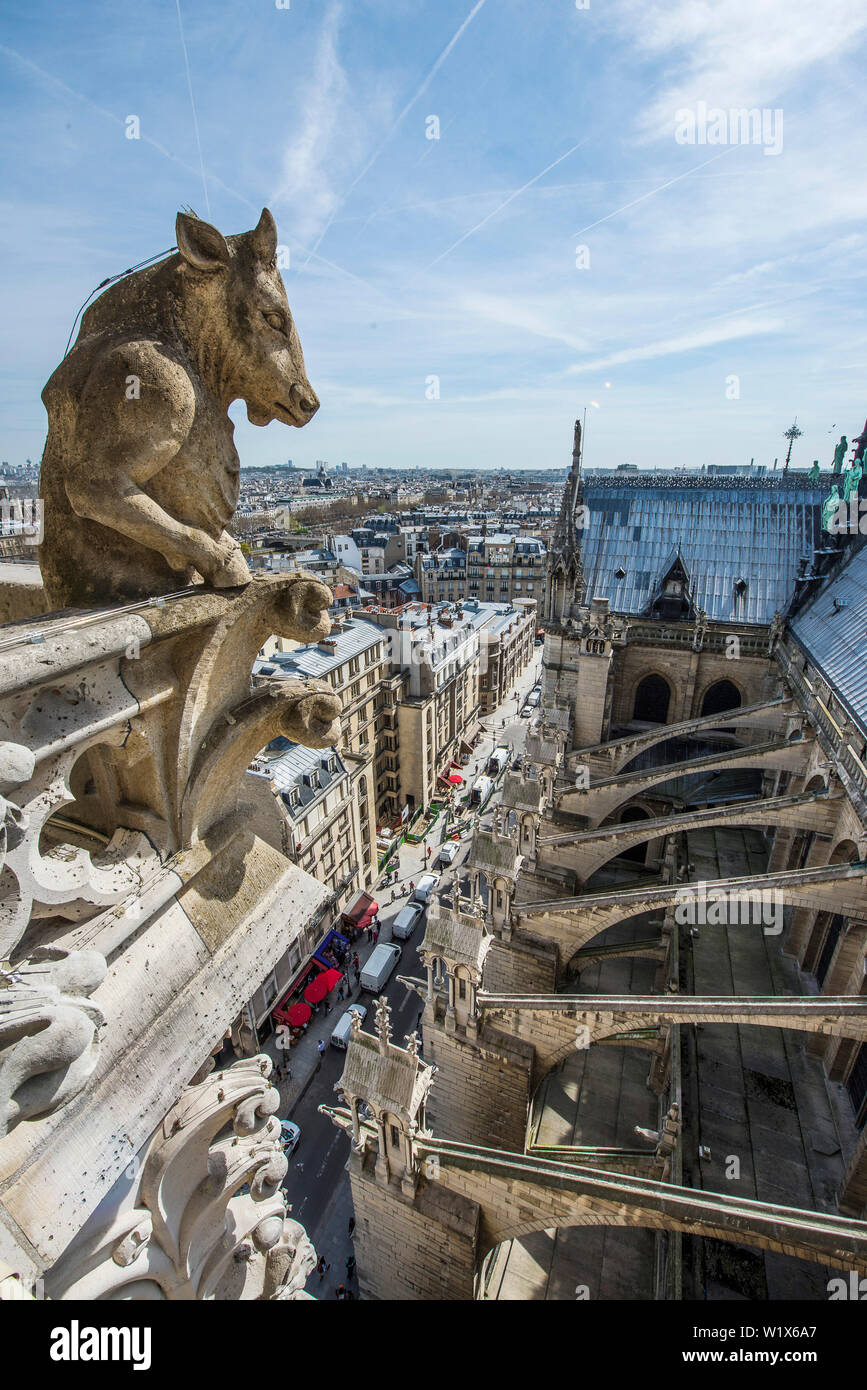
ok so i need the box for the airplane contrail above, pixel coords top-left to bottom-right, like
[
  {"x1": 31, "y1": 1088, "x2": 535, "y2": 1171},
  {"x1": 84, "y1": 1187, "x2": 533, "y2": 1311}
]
[
  {"x1": 422, "y1": 136, "x2": 590, "y2": 273},
  {"x1": 303, "y1": 0, "x2": 488, "y2": 265},
  {"x1": 573, "y1": 146, "x2": 738, "y2": 237},
  {"x1": 0, "y1": 42, "x2": 252, "y2": 213}
]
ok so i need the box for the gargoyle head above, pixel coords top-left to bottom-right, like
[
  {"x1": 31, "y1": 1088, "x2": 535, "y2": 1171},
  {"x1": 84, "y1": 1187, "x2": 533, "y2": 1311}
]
[
  {"x1": 275, "y1": 572, "x2": 333, "y2": 644},
  {"x1": 280, "y1": 686, "x2": 342, "y2": 748}
]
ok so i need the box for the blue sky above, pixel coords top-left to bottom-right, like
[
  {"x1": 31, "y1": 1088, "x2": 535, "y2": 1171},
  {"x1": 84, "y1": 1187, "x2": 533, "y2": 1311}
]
[{"x1": 2, "y1": 0, "x2": 867, "y2": 472}]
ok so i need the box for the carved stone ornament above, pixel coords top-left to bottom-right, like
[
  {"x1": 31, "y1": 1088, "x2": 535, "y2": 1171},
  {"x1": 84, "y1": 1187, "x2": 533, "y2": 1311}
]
[{"x1": 46, "y1": 1057, "x2": 317, "y2": 1300}]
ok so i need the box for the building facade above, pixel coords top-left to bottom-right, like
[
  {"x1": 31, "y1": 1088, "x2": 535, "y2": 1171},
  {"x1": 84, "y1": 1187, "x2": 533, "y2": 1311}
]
[{"x1": 418, "y1": 533, "x2": 546, "y2": 608}]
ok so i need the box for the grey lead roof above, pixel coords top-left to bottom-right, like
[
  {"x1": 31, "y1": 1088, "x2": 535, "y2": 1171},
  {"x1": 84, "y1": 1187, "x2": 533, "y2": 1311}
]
[
  {"x1": 580, "y1": 475, "x2": 825, "y2": 625},
  {"x1": 252, "y1": 617, "x2": 383, "y2": 679},
  {"x1": 249, "y1": 742, "x2": 347, "y2": 818},
  {"x1": 789, "y1": 544, "x2": 867, "y2": 728}
]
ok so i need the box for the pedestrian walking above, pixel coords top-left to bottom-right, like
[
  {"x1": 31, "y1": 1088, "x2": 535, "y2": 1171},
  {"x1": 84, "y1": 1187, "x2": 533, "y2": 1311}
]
[
  {"x1": 316, "y1": 1039, "x2": 325, "y2": 1067},
  {"x1": 346, "y1": 1254, "x2": 356, "y2": 1280},
  {"x1": 337, "y1": 983, "x2": 344, "y2": 1003},
  {"x1": 353, "y1": 952, "x2": 360, "y2": 970},
  {"x1": 316, "y1": 1256, "x2": 330, "y2": 1281},
  {"x1": 335, "y1": 1283, "x2": 347, "y2": 1300},
  {"x1": 348, "y1": 1216, "x2": 356, "y2": 1239},
  {"x1": 324, "y1": 997, "x2": 331, "y2": 1015},
  {"x1": 372, "y1": 927, "x2": 379, "y2": 945}
]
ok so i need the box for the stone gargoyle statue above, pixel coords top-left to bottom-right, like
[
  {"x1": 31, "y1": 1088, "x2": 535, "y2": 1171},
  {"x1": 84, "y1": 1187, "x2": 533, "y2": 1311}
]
[{"x1": 39, "y1": 207, "x2": 320, "y2": 609}]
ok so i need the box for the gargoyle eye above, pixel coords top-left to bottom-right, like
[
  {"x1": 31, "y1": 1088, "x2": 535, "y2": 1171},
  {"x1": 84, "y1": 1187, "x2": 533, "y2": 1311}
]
[{"x1": 263, "y1": 311, "x2": 285, "y2": 333}]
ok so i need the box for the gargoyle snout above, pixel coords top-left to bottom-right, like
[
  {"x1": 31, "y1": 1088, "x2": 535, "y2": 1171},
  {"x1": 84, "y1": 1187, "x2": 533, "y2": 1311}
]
[{"x1": 290, "y1": 382, "x2": 319, "y2": 422}]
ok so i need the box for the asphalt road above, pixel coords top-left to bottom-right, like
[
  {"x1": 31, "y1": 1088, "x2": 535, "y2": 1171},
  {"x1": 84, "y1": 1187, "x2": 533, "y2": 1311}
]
[{"x1": 287, "y1": 647, "x2": 543, "y2": 1293}]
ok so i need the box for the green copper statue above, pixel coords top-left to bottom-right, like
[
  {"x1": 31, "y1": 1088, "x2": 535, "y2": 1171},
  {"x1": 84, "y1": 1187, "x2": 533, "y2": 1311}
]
[
  {"x1": 808, "y1": 459, "x2": 820, "y2": 481},
  {"x1": 822, "y1": 484, "x2": 841, "y2": 533},
  {"x1": 833, "y1": 435, "x2": 848, "y2": 473},
  {"x1": 843, "y1": 458, "x2": 863, "y2": 503}
]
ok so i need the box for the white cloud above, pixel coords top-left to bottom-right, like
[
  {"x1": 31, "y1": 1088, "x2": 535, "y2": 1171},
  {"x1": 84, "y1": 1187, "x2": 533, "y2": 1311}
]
[
  {"x1": 566, "y1": 316, "x2": 783, "y2": 374},
  {"x1": 615, "y1": 0, "x2": 867, "y2": 140},
  {"x1": 268, "y1": 5, "x2": 362, "y2": 245}
]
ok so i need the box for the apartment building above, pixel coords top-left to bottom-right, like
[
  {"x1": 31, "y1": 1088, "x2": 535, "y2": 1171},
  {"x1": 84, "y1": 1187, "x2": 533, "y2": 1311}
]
[
  {"x1": 250, "y1": 597, "x2": 538, "y2": 882},
  {"x1": 248, "y1": 744, "x2": 361, "y2": 914},
  {"x1": 417, "y1": 533, "x2": 546, "y2": 607},
  {"x1": 364, "y1": 599, "x2": 533, "y2": 812},
  {"x1": 477, "y1": 600, "x2": 538, "y2": 714},
  {"x1": 253, "y1": 616, "x2": 393, "y2": 878}
]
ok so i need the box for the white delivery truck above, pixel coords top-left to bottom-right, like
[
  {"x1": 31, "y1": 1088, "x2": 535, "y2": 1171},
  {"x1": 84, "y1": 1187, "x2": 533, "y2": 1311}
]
[
  {"x1": 392, "y1": 902, "x2": 424, "y2": 940},
  {"x1": 470, "y1": 774, "x2": 493, "y2": 807},
  {"x1": 360, "y1": 942, "x2": 401, "y2": 993},
  {"x1": 487, "y1": 746, "x2": 510, "y2": 777},
  {"x1": 330, "y1": 1003, "x2": 367, "y2": 1050}
]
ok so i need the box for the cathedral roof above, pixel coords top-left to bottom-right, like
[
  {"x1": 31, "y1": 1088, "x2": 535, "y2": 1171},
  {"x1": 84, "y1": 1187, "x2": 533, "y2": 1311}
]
[
  {"x1": 790, "y1": 542, "x2": 867, "y2": 728},
  {"x1": 577, "y1": 473, "x2": 824, "y2": 625}
]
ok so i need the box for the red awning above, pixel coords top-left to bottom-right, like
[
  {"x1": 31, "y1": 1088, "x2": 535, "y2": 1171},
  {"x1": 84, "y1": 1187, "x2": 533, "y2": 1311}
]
[
  {"x1": 356, "y1": 902, "x2": 378, "y2": 931},
  {"x1": 322, "y1": 967, "x2": 343, "y2": 991}
]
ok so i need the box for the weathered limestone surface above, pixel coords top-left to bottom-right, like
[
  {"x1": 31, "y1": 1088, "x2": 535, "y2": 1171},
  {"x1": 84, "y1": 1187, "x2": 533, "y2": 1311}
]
[
  {"x1": 0, "y1": 208, "x2": 337, "y2": 1300},
  {"x1": 349, "y1": 1151, "x2": 478, "y2": 1301},
  {"x1": 0, "y1": 573, "x2": 337, "y2": 1285},
  {"x1": 425, "y1": 1022, "x2": 533, "y2": 1152},
  {"x1": 483, "y1": 937, "x2": 557, "y2": 993}
]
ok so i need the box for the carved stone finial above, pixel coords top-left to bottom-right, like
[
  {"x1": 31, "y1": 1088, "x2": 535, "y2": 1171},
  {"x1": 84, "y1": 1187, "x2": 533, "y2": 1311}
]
[
  {"x1": 404, "y1": 1031, "x2": 420, "y2": 1060},
  {"x1": 375, "y1": 995, "x2": 392, "y2": 1054},
  {"x1": 0, "y1": 947, "x2": 107, "y2": 1137}
]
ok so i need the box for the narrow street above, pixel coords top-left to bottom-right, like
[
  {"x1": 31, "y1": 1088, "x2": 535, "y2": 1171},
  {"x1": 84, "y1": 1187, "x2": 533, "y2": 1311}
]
[{"x1": 279, "y1": 645, "x2": 543, "y2": 1298}]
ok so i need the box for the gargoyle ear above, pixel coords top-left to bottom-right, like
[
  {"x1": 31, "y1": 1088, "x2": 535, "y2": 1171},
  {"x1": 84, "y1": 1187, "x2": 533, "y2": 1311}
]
[
  {"x1": 251, "y1": 207, "x2": 278, "y2": 263},
  {"x1": 176, "y1": 213, "x2": 231, "y2": 272}
]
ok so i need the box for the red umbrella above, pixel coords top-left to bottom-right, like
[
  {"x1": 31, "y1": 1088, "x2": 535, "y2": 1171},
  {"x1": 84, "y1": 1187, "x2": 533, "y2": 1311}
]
[
  {"x1": 448, "y1": 773, "x2": 462, "y2": 784},
  {"x1": 286, "y1": 1001, "x2": 311, "y2": 1026},
  {"x1": 304, "y1": 975, "x2": 329, "y2": 1004},
  {"x1": 322, "y1": 967, "x2": 342, "y2": 991}
]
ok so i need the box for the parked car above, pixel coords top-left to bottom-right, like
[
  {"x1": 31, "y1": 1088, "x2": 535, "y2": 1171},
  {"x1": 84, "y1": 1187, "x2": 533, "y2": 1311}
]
[
  {"x1": 412, "y1": 872, "x2": 441, "y2": 904},
  {"x1": 437, "y1": 840, "x2": 460, "y2": 867},
  {"x1": 360, "y1": 942, "x2": 401, "y2": 993},
  {"x1": 280, "y1": 1120, "x2": 301, "y2": 1155},
  {"x1": 392, "y1": 902, "x2": 424, "y2": 940},
  {"x1": 330, "y1": 1003, "x2": 367, "y2": 1049},
  {"x1": 520, "y1": 704, "x2": 532, "y2": 718}
]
